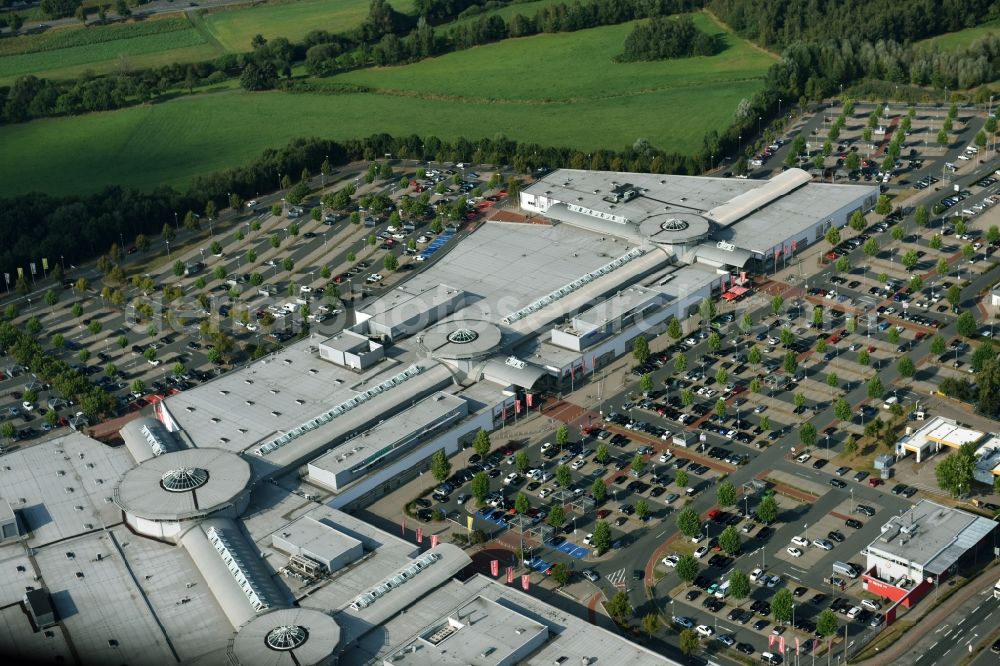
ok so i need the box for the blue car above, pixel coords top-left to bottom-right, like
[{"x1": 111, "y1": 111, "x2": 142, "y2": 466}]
[{"x1": 878, "y1": 321, "x2": 891, "y2": 331}]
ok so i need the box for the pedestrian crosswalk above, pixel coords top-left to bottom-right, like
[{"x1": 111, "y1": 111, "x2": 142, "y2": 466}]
[{"x1": 606, "y1": 567, "x2": 627, "y2": 588}]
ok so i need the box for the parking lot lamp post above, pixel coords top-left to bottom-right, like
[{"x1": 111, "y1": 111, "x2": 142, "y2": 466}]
[
  {"x1": 165, "y1": 240, "x2": 171, "y2": 257},
  {"x1": 200, "y1": 249, "x2": 205, "y2": 263},
  {"x1": 174, "y1": 211, "x2": 178, "y2": 230},
  {"x1": 850, "y1": 488, "x2": 854, "y2": 514}
]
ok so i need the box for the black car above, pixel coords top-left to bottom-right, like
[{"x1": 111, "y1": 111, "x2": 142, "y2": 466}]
[
  {"x1": 810, "y1": 593, "x2": 827, "y2": 605},
  {"x1": 793, "y1": 586, "x2": 808, "y2": 597},
  {"x1": 685, "y1": 589, "x2": 701, "y2": 601},
  {"x1": 703, "y1": 597, "x2": 724, "y2": 612},
  {"x1": 829, "y1": 478, "x2": 847, "y2": 488},
  {"x1": 845, "y1": 518, "x2": 864, "y2": 529},
  {"x1": 856, "y1": 504, "x2": 876, "y2": 517},
  {"x1": 827, "y1": 530, "x2": 845, "y2": 543},
  {"x1": 902, "y1": 486, "x2": 918, "y2": 498},
  {"x1": 991, "y1": 638, "x2": 1000, "y2": 654},
  {"x1": 694, "y1": 575, "x2": 710, "y2": 589},
  {"x1": 750, "y1": 599, "x2": 771, "y2": 615},
  {"x1": 891, "y1": 483, "x2": 908, "y2": 495},
  {"x1": 753, "y1": 619, "x2": 770, "y2": 631},
  {"x1": 736, "y1": 642, "x2": 755, "y2": 655},
  {"x1": 708, "y1": 554, "x2": 731, "y2": 569}
]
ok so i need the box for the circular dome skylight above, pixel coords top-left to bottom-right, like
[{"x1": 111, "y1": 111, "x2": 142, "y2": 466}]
[
  {"x1": 447, "y1": 328, "x2": 479, "y2": 344},
  {"x1": 659, "y1": 218, "x2": 690, "y2": 231},
  {"x1": 265, "y1": 625, "x2": 309, "y2": 651},
  {"x1": 160, "y1": 467, "x2": 209, "y2": 492}
]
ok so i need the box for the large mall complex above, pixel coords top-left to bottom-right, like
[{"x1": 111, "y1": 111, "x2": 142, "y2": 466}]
[{"x1": 0, "y1": 168, "x2": 877, "y2": 665}]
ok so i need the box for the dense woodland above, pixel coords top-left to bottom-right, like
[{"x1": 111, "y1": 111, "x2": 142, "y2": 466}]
[{"x1": 617, "y1": 14, "x2": 718, "y2": 62}]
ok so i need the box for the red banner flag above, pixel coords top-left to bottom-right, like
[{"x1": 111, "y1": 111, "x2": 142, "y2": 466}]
[
  {"x1": 526, "y1": 393, "x2": 534, "y2": 408},
  {"x1": 491, "y1": 560, "x2": 499, "y2": 577},
  {"x1": 506, "y1": 567, "x2": 514, "y2": 583},
  {"x1": 740, "y1": 271, "x2": 747, "y2": 283},
  {"x1": 521, "y1": 574, "x2": 530, "y2": 591},
  {"x1": 768, "y1": 635, "x2": 776, "y2": 649},
  {"x1": 502, "y1": 403, "x2": 507, "y2": 421},
  {"x1": 401, "y1": 519, "x2": 406, "y2": 535},
  {"x1": 515, "y1": 399, "x2": 521, "y2": 414},
  {"x1": 779, "y1": 636, "x2": 785, "y2": 654},
  {"x1": 592, "y1": 354, "x2": 596, "y2": 371},
  {"x1": 795, "y1": 637, "x2": 800, "y2": 655},
  {"x1": 430, "y1": 534, "x2": 439, "y2": 548},
  {"x1": 792, "y1": 239, "x2": 798, "y2": 253},
  {"x1": 416, "y1": 527, "x2": 422, "y2": 544}
]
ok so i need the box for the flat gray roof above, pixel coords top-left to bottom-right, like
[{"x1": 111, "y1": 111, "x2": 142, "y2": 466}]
[
  {"x1": 718, "y1": 182, "x2": 875, "y2": 255},
  {"x1": 308, "y1": 391, "x2": 467, "y2": 476},
  {"x1": 867, "y1": 500, "x2": 996, "y2": 574},
  {"x1": 345, "y1": 574, "x2": 678, "y2": 666},
  {"x1": 0, "y1": 431, "x2": 134, "y2": 547},
  {"x1": 572, "y1": 284, "x2": 664, "y2": 332},
  {"x1": 272, "y1": 515, "x2": 361, "y2": 559}
]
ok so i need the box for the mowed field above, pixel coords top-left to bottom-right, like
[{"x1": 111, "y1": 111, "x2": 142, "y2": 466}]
[
  {"x1": 916, "y1": 19, "x2": 1000, "y2": 50},
  {"x1": 0, "y1": 13, "x2": 772, "y2": 197},
  {"x1": 200, "y1": 0, "x2": 415, "y2": 52},
  {"x1": 0, "y1": 0, "x2": 415, "y2": 83}
]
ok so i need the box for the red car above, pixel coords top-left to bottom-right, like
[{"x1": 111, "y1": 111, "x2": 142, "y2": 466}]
[
  {"x1": 867, "y1": 345, "x2": 876, "y2": 353},
  {"x1": 829, "y1": 335, "x2": 841, "y2": 344}
]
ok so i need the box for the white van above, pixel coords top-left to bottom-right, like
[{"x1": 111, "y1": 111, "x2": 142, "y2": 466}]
[
  {"x1": 882, "y1": 396, "x2": 898, "y2": 410},
  {"x1": 714, "y1": 580, "x2": 731, "y2": 599}
]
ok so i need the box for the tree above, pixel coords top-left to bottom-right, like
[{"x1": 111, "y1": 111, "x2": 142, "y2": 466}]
[
  {"x1": 771, "y1": 295, "x2": 784, "y2": 316},
  {"x1": 898, "y1": 357, "x2": 915, "y2": 379},
  {"x1": 728, "y1": 568, "x2": 750, "y2": 605},
  {"x1": 383, "y1": 253, "x2": 399, "y2": 272},
  {"x1": 642, "y1": 612, "x2": 659, "y2": 637},
  {"x1": 718, "y1": 525, "x2": 741, "y2": 555},
  {"x1": 930, "y1": 234, "x2": 943, "y2": 250},
  {"x1": 676, "y1": 507, "x2": 700, "y2": 537},
  {"x1": 675, "y1": 554, "x2": 699, "y2": 585},
  {"x1": 849, "y1": 210, "x2": 866, "y2": 232},
  {"x1": 515, "y1": 492, "x2": 530, "y2": 516},
  {"x1": 707, "y1": 331, "x2": 721, "y2": 353},
  {"x1": 172, "y1": 362, "x2": 185, "y2": 377},
  {"x1": 0, "y1": 422, "x2": 15, "y2": 441},
  {"x1": 947, "y1": 284, "x2": 962, "y2": 308},
  {"x1": 514, "y1": 450, "x2": 530, "y2": 474},
  {"x1": 606, "y1": 591, "x2": 633, "y2": 625},
  {"x1": 50, "y1": 333, "x2": 64, "y2": 349},
  {"x1": 887, "y1": 327, "x2": 900, "y2": 345},
  {"x1": 863, "y1": 238, "x2": 879, "y2": 257},
  {"x1": 772, "y1": 588, "x2": 794, "y2": 624},
  {"x1": 758, "y1": 493, "x2": 778, "y2": 523},
  {"x1": 989, "y1": 226, "x2": 1000, "y2": 245},
  {"x1": 901, "y1": 249, "x2": 918, "y2": 271},
  {"x1": 429, "y1": 449, "x2": 451, "y2": 482},
  {"x1": 780, "y1": 327, "x2": 794, "y2": 347},
  {"x1": 935, "y1": 443, "x2": 977, "y2": 497},
  {"x1": 87, "y1": 320, "x2": 102, "y2": 336},
  {"x1": 749, "y1": 378, "x2": 762, "y2": 395},
  {"x1": 26, "y1": 317, "x2": 42, "y2": 336},
  {"x1": 667, "y1": 317, "x2": 682, "y2": 339},
  {"x1": 910, "y1": 275, "x2": 923, "y2": 292},
  {"x1": 698, "y1": 297, "x2": 716, "y2": 324},
  {"x1": 130, "y1": 379, "x2": 145, "y2": 394},
  {"x1": 632, "y1": 335, "x2": 650, "y2": 364},
  {"x1": 915, "y1": 205, "x2": 929, "y2": 227},
  {"x1": 845, "y1": 435, "x2": 858, "y2": 455},
  {"x1": 680, "y1": 389, "x2": 694, "y2": 407},
  {"x1": 783, "y1": 351, "x2": 798, "y2": 374},
  {"x1": 827, "y1": 372, "x2": 839, "y2": 392},
  {"x1": 714, "y1": 398, "x2": 727, "y2": 419},
  {"x1": 812, "y1": 306, "x2": 824, "y2": 328},
  {"x1": 631, "y1": 454, "x2": 646, "y2": 476},
  {"x1": 548, "y1": 504, "x2": 566, "y2": 527},
  {"x1": 825, "y1": 226, "x2": 841, "y2": 246},
  {"x1": 748, "y1": 346, "x2": 762, "y2": 367},
  {"x1": 867, "y1": 375, "x2": 884, "y2": 401},
  {"x1": 635, "y1": 499, "x2": 650, "y2": 521},
  {"x1": 858, "y1": 349, "x2": 870, "y2": 366},
  {"x1": 555, "y1": 464, "x2": 572, "y2": 488},
  {"x1": 78, "y1": 349, "x2": 90, "y2": 363},
  {"x1": 555, "y1": 424, "x2": 570, "y2": 450},
  {"x1": 595, "y1": 443, "x2": 610, "y2": 465},
  {"x1": 592, "y1": 520, "x2": 612, "y2": 554},
  {"x1": 640, "y1": 373, "x2": 654, "y2": 394},
  {"x1": 956, "y1": 312, "x2": 977, "y2": 338},
  {"x1": 469, "y1": 472, "x2": 490, "y2": 506},
  {"x1": 962, "y1": 243, "x2": 975, "y2": 260},
  {"x1": 674, "y1": 354, "x2": 687, "y2": 373},
  {"x1": 173, "y1": 260, "x2": 185, "y2": 277},
  {"x1": 938, "y1": 258, "x2": 951, "y2": 277},
  {"x1": 551, "y1": 563, "x2": 571, "y2": 587},
  {"x1": 676, "y1": 470, "x2": 689, "y2": 488},
  {"x1": 759, "y1": 414, "x2": 770, "y2": 432},
  {"x1": 592, "y1": 477, "x2": 607, "y2": 502},
  {"x1": 930, "y1": 335, "x2": 946, "y2": 355},
  {"x1": 473, "y1": 429, "x2": 491, "y2": 459},
  {"x1": 835, "y1": 398, "x2": 852, "y2": 421},
  {"x1": 71, "y1": 302, "x2": 83, "y2": 318},
  {"x1": 817, "y1": 609, "x2": 839, "y2": 638},
  {"x1": 715, "y1": 367, "x2": 728, "y2": 387},
  {"x1": 937, "y1": 128, "x2": 949, "y2": 147},
  {"x1": 799, "y1": 422, "x2": 817, "y2": 447},
  {"x1": 679, "y1": 629, "x2": 699, "y2": 656}
]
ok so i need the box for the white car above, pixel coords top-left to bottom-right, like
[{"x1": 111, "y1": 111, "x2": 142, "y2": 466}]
[
  {"x1": 846, "y1": 606, "x2": 862, "y2": 619},
  {"x1": 659, "y1": 452, "x2": 673, "y2": 463},
  {"x1": 791, "y1": 536, "x2": 809, "y2": 548},
  {"x1": 754, "y1": 404, "x2": 767, "y2": 413},
  {"x1": 147, "y1": 358, "x2": 161, "y2": 367},
  {"x1": 796, "y1": 452, "x2": 811, "y2": 463},
  {"x1": 417, "y1": 235, "x2": 429, "y2": 243},
  {"x1": 694, "y1": 546, "x2": 709, "y2": 558},
  {"x1": 662, "y1": 554, "x2": 680, "y2": 568},
  {"x1": 786, "y1": 547, "x2": 803, "y2": 558},
  {"x1": 538, "y1": 487, "x2": 552, "y2": 499},
  {"x1": 571, "y1": 459, "x2": 586, "y2": 470},
  {"x1": 21, "y1": 401, "x2": 34, "y2": 411},
  {"x1": 299, "y1": 285, "x2": 312, "y2": 293},
  {"x1": 247, "y1": 199, "x2": 258, "y2": 207},
  {"x1": 696, "y1": 624, "x2": 715, "y2": 638},
  {"x1": 366, "y1": 273, "x2": 383, "y2": 283},
  {"x1": 392, "y1": 233, "x2": 406, "y2": 240},
  {"x1": 749, "y1": 567, "x2": 764, "y2": 583},
  {"x1": 540, "y1": 442, "x2": 553, "y2": 453},
  {"x1": 765, "y1": 575, "x2": 780, "y2": 588},
  {"x1": 386, "y1": 225, "x2": 399, "y2": 233},
  {"x1": 502, "y1": 472, "x2": 519, "y2": 486},
  {"x1": 583, "y1": 533, "x2": 594, "y2": 546}
]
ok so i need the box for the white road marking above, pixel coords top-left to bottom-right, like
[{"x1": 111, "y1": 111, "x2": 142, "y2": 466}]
[
  {"x1": 945, "y1": 629, "x2": 954, "y2": 638},
  {"x1": 986, "y1": 612, "x2": 994, "y2": 621},
  {"x1": 958, "y1": 618, "x2": 966, "y2": 626},
  {"x1": 973, "y1": 605, "x2": 981, "y2": 613},
  {"x1": 656, "y1": 530, "x2": 666, "y2": 538}
]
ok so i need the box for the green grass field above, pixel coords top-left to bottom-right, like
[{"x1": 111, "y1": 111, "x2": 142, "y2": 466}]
[
  {"x1": 0, "y1": 0, "x2": 416, "y2": 83},
  {"x1": 0, "y1": 12, "x2": 772, "y2": 197},
  {"x1": 917, "y1": 19, "x2": 1000, "y2": 51},
  {"x1": 200, "y1": 0, "x2": 414, "y2": 52},
  {"x1": 0, "y1": 17, "x2": 222, "y2": 82}
]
